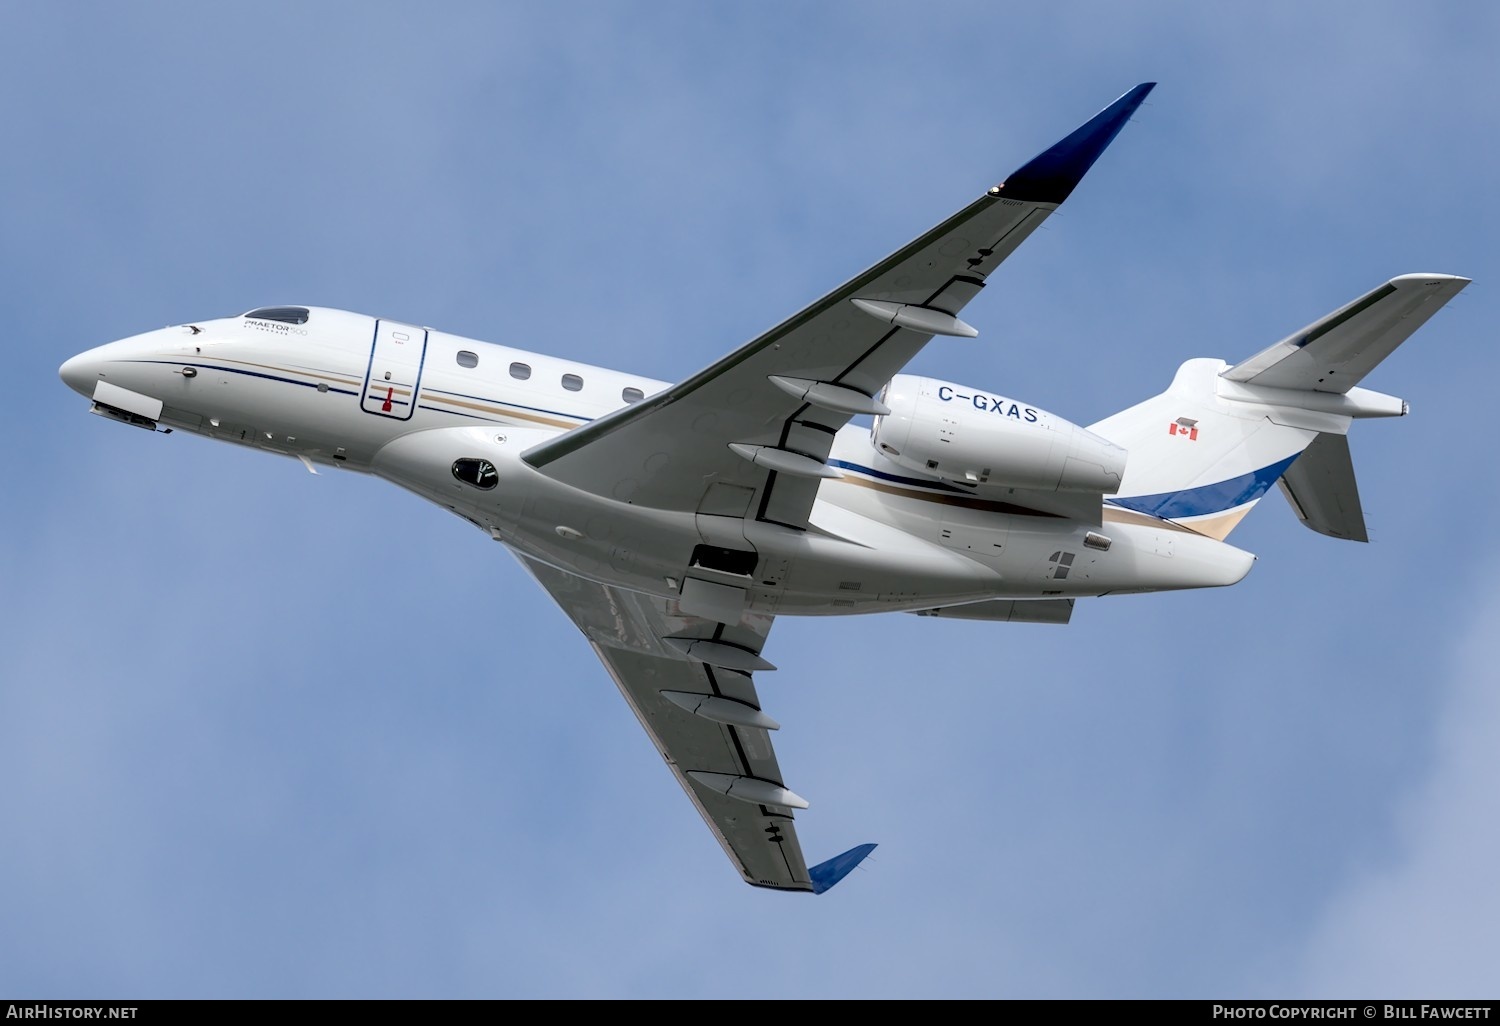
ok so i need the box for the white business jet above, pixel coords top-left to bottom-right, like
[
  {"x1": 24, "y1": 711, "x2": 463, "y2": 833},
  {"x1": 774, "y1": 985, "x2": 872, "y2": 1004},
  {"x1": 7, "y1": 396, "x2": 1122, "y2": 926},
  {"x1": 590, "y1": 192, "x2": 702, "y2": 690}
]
[{"x1": 59, "y1": 83, "x2": 1467, "y2": 893}]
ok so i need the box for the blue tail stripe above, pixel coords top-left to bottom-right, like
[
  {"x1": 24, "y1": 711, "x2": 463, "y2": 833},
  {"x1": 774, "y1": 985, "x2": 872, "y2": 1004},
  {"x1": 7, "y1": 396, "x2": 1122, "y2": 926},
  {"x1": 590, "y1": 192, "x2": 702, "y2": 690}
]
[
  {"x1": 808, "y1": 843, "x2": 877, "y2": 894},
  {"x1": 1108, "y1": 454, "x2": 1301, "y2": 520}
]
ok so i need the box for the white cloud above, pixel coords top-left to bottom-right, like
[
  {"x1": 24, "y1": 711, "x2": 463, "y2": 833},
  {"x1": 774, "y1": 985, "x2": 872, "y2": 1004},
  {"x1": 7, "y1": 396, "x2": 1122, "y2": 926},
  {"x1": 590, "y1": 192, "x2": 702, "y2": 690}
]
[{"x1": 1295, "y1": 572, "x2": 1500, "y2": 996}]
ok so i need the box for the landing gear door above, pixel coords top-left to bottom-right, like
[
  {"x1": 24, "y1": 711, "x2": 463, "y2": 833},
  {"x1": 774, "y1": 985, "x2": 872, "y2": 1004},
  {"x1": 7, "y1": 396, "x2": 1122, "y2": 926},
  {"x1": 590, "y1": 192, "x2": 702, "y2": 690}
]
[{"x1": 362, "y1": 319, "x2": 429, "y2": 420}]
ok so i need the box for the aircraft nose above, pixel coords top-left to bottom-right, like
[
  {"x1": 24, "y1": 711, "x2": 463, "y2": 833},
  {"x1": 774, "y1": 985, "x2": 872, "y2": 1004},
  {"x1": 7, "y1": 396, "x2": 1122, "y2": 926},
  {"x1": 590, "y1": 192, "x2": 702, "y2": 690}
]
[{"x1": 59, "y1": 349, "x2": 102, "y2": 397}]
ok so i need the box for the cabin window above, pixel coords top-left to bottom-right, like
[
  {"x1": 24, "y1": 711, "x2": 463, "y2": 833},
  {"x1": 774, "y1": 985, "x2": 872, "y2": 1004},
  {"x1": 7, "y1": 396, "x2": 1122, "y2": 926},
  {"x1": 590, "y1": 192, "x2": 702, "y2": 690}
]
[
  {"x1": 456, "y1": 350, "x2": 478, "y2": 369},
  {"x1": 561, "y1": 373, "x2": 583, "y2": 392},
  {"x1": 509, "y1": 362, "x2": 531, "y2": 380},
  {"x1": 243, "y1": 306, "x2": 310, "y2": 325},
  {"x1": 622, "y1": 386, "x2": 645, "y2": 404},
  {"x1": 451, "y1": 458, "x2": 498, "y2": 490}
]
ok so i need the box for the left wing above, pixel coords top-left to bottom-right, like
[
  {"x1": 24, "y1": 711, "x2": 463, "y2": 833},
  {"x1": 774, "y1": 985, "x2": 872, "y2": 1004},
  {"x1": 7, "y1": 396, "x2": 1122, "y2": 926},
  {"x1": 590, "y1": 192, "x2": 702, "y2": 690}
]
[
  {"x1": 523, "y1": 83, "x2": 1155, "y2": 531},
  {"x1": 515, "y1": 554, "x2": 876, "y2": 893}
]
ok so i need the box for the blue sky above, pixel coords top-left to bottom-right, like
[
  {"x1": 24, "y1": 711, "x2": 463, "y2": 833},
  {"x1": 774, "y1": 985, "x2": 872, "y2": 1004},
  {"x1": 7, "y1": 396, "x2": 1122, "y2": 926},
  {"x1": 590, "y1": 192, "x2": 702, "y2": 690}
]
[{"x1": 3, "y1": 2, "x2": 1497, "y2": 999}]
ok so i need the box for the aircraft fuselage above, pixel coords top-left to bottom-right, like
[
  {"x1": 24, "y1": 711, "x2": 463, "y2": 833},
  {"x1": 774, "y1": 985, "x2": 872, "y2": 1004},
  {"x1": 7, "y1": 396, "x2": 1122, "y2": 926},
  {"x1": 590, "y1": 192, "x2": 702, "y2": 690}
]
[{"x1": 59, "y1": 307, "x2": 1253, "y2": 618}]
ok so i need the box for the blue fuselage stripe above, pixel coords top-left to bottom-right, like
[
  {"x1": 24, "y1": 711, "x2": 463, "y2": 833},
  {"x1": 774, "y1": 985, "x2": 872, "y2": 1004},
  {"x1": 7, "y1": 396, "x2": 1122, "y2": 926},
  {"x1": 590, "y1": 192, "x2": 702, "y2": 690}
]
[
  {"x1": 826, "y1": 459, "x2": 969, "y2": 494},
  {"x1": 124, "y1": 360, "x2": 361, "y2": 397},
  {"x1": 1107, "y1": 454, "x2": 1301, "y2": 520},
  {"x1": 422, "y1": 387, "x2": 587, "y2": 423}
]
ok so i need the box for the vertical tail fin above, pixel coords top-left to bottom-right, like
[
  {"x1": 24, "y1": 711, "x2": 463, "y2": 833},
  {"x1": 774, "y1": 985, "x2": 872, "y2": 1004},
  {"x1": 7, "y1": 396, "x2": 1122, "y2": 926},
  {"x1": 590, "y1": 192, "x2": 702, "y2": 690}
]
[
  {"x1": 1089, "y1": 274, "x2": 1467, "y2": 541},
  {"x1": 1089, "y1": 359, "x2": 1315, "y2": 540}
]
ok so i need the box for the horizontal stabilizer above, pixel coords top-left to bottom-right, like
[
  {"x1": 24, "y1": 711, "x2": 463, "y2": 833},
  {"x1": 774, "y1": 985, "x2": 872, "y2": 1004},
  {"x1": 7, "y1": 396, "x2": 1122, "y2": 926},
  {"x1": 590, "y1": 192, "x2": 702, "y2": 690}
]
[
  {"x1": 1222, "y1": 274, "x2": 1468, "y2": 394},
  {"x1": 808, "y1": 843, "x2": 878, "y2": 895},
  {"x1": 1277, "y1": 433, "x2": 1368, "y2": 542}
]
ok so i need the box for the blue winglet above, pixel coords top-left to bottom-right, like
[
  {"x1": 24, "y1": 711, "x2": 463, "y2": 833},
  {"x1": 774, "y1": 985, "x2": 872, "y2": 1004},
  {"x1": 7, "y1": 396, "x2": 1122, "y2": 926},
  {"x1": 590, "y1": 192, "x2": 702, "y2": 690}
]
[
  {"x1": 808, "y1": 843, "x2": 878, "y2": 894},
  {"x1": 997, "y1": 82, "x2": 1156, "y2": 204}
]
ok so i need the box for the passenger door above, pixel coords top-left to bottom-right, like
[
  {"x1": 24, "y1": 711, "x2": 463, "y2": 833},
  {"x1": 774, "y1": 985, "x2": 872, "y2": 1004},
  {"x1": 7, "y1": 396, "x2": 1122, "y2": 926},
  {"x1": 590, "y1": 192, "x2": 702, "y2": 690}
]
[{"x1": 361, "y1": 319, "x2": 429, "y2": 420}]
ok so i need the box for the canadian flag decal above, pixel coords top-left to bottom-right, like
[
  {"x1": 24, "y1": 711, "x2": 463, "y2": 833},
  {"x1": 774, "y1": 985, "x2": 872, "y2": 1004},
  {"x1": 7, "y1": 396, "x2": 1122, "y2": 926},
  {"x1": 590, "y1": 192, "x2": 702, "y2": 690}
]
[{"x1": 1169, "y1": 417, "x2": 1199, "y2": 441}]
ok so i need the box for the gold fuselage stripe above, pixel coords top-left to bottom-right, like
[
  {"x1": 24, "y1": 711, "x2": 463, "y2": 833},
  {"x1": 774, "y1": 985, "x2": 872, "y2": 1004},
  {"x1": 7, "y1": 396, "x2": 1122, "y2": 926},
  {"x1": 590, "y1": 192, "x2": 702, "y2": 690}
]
[{"x1": 418, "y1": 392, "x2": 580, "y2": 429}]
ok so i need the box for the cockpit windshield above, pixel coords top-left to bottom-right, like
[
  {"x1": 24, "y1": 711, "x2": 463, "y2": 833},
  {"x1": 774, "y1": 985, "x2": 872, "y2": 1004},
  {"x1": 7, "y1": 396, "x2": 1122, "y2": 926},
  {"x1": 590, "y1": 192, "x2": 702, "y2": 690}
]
[{"x1": 243, "y1": 306, "x2": 310, "y2": 325}]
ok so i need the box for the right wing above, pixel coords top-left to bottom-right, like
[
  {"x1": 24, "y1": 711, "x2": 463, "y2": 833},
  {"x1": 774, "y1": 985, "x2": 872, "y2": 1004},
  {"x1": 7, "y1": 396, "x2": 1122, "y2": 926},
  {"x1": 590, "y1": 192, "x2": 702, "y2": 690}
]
[
  {"x1": 521, "y1": 84, "x2": 1156, "y2": 531},
  {"x1": 515, "y1": 554, "x2": 875, "y2": 893}
]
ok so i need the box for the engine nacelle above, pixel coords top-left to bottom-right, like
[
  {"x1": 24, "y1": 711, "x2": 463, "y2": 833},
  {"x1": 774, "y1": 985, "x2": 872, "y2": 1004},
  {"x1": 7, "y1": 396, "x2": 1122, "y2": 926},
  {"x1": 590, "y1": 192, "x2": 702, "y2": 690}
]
[{"x1": 871, "y1": 375, "x2": 1126, "y2": 493}]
